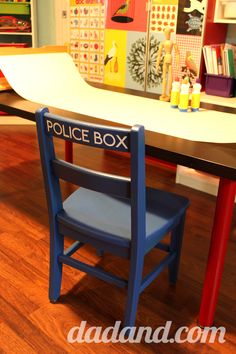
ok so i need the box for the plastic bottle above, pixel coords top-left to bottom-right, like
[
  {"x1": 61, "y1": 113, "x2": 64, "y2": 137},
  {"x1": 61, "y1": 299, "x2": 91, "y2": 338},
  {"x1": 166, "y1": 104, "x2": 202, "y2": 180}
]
[
  {"x1": 178, "y1": 78, "x2": 190, "y2": 112},
  {"x1": 170, "y1": 77, "x2": 180, "y2": 108},
  {"x1": 191, "y1": 78, "x2": 202, "y2": 112}
]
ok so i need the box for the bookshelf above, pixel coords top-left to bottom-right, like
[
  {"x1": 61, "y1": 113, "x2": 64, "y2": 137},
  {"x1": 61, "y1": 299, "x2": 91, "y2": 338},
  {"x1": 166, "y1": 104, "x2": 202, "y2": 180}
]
[
  {"x1": 214, "y1": 0, "x2": 236, "y2": 23},
  {"x1": 0, "y1": 0, "x2": 37, "y2": 48},
  {"x1": 199, "y1": 0, "x2": 228, "y2": 87}
]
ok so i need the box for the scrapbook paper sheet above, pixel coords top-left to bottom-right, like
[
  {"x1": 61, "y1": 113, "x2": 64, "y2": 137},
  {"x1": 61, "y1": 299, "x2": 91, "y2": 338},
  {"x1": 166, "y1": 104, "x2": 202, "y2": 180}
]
[
  {"x1": 176, "y1": 0, "x2": 206, "y2": 36},
  {"x1": 0, "y1": 52, "x2": 235, "y2": 143},
  {"x1": 70, "y1": 0, "x2": 106, "y2": 83},
  {"x1": 104, "y1": 29, "x2": 127, "y2": 87},
  {"x1": 150, "y1": 0, "x2": 178, "y2": 34},
  {"x1": 106, "y1": 0, "x2": 147, "y2": 32}
]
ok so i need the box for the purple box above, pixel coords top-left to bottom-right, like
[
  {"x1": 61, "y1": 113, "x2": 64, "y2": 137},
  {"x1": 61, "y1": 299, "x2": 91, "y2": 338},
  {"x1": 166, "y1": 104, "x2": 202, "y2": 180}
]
[{"x1": 205, "y1": 74, "x2": 235, "y2": 97}]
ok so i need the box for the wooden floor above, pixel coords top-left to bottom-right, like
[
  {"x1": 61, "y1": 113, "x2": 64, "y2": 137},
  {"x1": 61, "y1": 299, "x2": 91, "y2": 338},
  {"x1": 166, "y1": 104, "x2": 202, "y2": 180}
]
[{"x1": 0, "y1": 125, "x2": 235, "y2": 353}]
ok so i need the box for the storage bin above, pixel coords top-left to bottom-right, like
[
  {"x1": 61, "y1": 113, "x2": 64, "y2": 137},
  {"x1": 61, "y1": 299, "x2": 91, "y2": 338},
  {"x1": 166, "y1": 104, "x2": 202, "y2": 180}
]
[
  {"x1": 205, "y1": 74, "x2": 235, "y2": 97},
  {"x1": 0, "y1": 4, "x2": 30, "y2": 15}
]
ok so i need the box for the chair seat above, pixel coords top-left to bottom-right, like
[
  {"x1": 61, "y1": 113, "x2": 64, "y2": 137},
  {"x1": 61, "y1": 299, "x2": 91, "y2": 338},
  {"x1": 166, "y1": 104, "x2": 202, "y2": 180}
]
[{"x1": 57, "y1": 187, "x2": 189, "y2": 251}]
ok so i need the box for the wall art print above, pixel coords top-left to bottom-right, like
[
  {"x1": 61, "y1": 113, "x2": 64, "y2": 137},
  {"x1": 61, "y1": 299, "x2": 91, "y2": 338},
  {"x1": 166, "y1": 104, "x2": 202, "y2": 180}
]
[
  {"x1": 126, "y1": 32, "x2": 147, "y2": 90},
  {"x1": 126, "y1": 32, "x2": 166, "y2": 92},
  {"x1": 150, "y1": 0, "x2": 178, "y2": 33},
  {"x1": 106, "y1": 0, "x2": 148, "y2": 32},
  {"x1": 104, "y1": 29, "x2": 127, "y2": 87},
  {"x1": 176, "y1": 0, "x2": 206, "y2": 36},
  {"x1": 70, "y1": 0, "x2": 106, "y2": 82},
  {"x1": 174, "y1": 34, "x2": 202, "y2": 86},
  {"x1": 69, "y1": 0, "x2": 207, "y2": 91},
  {"x1": 147, "y1": 31, "x2": 183, "y2": 94}
]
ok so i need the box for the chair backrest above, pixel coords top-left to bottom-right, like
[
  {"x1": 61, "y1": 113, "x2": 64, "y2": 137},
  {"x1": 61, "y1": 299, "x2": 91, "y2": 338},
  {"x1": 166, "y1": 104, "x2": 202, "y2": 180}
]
[{"x1": 36, "y1": 107, "x2": 146, "y2": 245}]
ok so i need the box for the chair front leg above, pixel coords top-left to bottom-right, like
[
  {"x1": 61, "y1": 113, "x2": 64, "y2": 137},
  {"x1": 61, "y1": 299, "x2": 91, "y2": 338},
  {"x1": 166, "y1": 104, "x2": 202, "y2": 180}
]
[{"x1": 49, "y1": 230, "x2": 64, "y2": 303}]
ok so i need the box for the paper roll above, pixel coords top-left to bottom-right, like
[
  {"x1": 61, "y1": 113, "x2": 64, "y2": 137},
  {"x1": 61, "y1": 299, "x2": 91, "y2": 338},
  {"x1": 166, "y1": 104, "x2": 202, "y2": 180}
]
[{"x1": 0, "y1": 52, "x2": 235, "y2": 143}]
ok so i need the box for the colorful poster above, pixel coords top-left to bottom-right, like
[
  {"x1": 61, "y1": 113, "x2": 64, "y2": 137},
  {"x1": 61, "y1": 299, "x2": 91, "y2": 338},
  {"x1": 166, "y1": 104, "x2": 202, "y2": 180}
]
[
  {"x1": 175, "y1": 34, "x2": 202, "y2": 86},
  {"x1": 150, "y1": 0, "x2": 178, "y2": 33},
  {"x1": 146, "y1": 32, "x2": 164, "y2": 94},
  {"x1": 176, "y1": 0, "x2": 206, "y2": 36},
  {"x1": 152, "y1": 0, "x2": 179, "y2": 3},
  {"x1": 106, "y1": 0, "x2": 148, "y2": 32},
  {"x1": 70, "y1": 0, "x2": 106, "y2": 82},
  {"x1": 69, "y1": 0, "x2": 205, "y2": 89},
  {"x1": 126, "y1": 32, "x2": 147, "y2": 90},
  {"x1": 104, "y1": 29, "x2": 127, "y2": 87},
  {"x1": 147, "y1": 30, "x2": 183, "y2": 94}
]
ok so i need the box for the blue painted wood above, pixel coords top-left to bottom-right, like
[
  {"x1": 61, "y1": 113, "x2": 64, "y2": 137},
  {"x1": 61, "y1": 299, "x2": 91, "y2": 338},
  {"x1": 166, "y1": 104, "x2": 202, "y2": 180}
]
[
  {"x1": 43, "y1": 112, "x2": 131, "y2": 152},
  {"x1": 52, "y1": 159, "x2": 131, "y2": 198},
  {"x1": 155, "y1": 242, "x2": 170, "y2": 252},
  {"x1": 168, "y1": 215, "x2": 186, "y2": 284},
  {"x1": 36, "y1": 107, "x2": 189, "y2": 327},
  {"x1": 63, "y1": 241, "x2": 84, "y2": 257},
  {"x1": 124, "y1": 125, "x2": 146, "y2": 328},
  {"x1": 59, "y1": 254, "x2": 127, "y2": 289},
  {"x1": 58, "y1": 222, "x2": 130, "y2": 259},
  {"x1": 36, "y1": 107, "x2": 64, "y2": 303},
  {"x1": 96, "y1": 249, "x2": 104, "y2": 257},
  {"x1": 140, "y1": 253, "x2": 176, "y2": 293}
]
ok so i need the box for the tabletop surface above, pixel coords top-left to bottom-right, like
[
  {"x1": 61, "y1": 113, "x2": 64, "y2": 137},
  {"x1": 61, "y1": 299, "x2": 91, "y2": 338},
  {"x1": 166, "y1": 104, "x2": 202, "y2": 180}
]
[{"x1": 0, "y1": 88, "x2": 236, "y2": 180}]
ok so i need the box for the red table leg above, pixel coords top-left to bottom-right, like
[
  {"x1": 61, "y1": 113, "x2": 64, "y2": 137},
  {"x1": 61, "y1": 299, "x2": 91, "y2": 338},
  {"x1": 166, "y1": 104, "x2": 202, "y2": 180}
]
[
  {"x1": 65, "y1": 141, "x2": 73, "y2": 163},
  {"x1": 198, "y1": 178, "x2": 236, "y2": 327}
]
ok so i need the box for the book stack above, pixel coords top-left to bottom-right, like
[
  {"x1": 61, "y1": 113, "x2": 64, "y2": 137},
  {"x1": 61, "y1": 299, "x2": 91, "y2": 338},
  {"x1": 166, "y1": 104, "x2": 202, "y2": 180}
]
[{"x1": 203, "y1": 43, "x2": 236, "y2": 78}]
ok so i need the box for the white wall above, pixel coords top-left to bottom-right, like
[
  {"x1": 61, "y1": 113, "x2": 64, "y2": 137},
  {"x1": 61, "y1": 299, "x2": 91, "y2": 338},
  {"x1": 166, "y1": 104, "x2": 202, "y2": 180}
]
[
  {"x1": 36, "y1": 0, "x2": 56, "y2": 46},
  {"x1": 36, "y1": 0, "x2": 69, "y2": 47}
]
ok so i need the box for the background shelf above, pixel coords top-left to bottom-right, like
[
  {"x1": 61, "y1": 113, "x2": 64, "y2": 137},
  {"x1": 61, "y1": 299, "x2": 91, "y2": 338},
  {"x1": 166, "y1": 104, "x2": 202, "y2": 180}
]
[
  {"x1": 214, "y1": 0, "x2": 236, "y2": 24},
  {"x1": 0, "y1": 0, "x2": 36, "y2": 47}
]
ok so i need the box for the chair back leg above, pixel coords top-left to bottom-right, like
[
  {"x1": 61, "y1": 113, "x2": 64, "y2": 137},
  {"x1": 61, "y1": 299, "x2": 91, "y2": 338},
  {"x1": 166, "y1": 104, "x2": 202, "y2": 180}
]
[
  {"x1": 168, "y1": 214, "x2": 186, "y2": 284},
  {"x1": 124, "y1": 253, "x2": 144, "y2": 328},
  {"x1": 96, "y1": 249, "x2": 104, "y2": 257}
]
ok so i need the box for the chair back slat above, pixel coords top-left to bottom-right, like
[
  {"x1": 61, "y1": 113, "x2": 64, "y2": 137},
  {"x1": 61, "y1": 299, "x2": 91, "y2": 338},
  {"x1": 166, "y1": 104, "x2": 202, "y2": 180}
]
[
  {"x1": 52, "y1": 159, "x2": 131, "y2": 198},
  {"x1": 44, "y1": 113, "x2": 130, "y2": 152}
]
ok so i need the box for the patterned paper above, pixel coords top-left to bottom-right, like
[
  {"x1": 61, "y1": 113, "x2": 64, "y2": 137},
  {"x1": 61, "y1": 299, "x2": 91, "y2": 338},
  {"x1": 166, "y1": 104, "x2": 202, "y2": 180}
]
[
  {"x1": 176, "y1": 0, "x2": 206, "y2": 36},
  {"x1": 174, "y1": 34, "x2": 202, "y2": 86},
  {"x1": 70, "y1": 0, "x2": 106, "y2": 82},
  {"x1": 150, "y1": 1, "x2": 178, "y2": 33},
  {"x1": 152, "y1": 0, "x2": 178, "y2": 4},
  {"x1": 104, "y1": 29, "x2": 127, "y2": 87},
  {"x1": 146, "y1": 32, "x2": 176, "y2": 94},
  {"x1": 106, "y1": 0, "x2": 148, "y2": 32},
  {"x1": 126, "y1": 32, "x2": 147, "y2": 90},
  {"x1": 68, "y1": 0, "x2": 205, "y2": 89}
]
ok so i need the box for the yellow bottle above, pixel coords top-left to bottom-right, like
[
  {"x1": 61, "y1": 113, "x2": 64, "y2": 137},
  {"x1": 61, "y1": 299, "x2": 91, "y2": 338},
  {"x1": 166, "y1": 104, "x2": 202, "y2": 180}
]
[
  {"x1": 179, "y1": 78, "x2": 190, "y2": 112},
  {"x1": 191, "y1": 79, "x2": 202, "y2": 112},
  {"x1": 170, "y1": 77, "x2": 180, "y2": 108}
]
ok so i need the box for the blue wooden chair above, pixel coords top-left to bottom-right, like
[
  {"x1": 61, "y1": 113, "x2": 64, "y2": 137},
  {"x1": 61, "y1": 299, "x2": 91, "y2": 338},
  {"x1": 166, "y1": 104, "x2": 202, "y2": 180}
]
[{"x1": 36, "y1": 107, "x2": 189, "y2": 328}]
